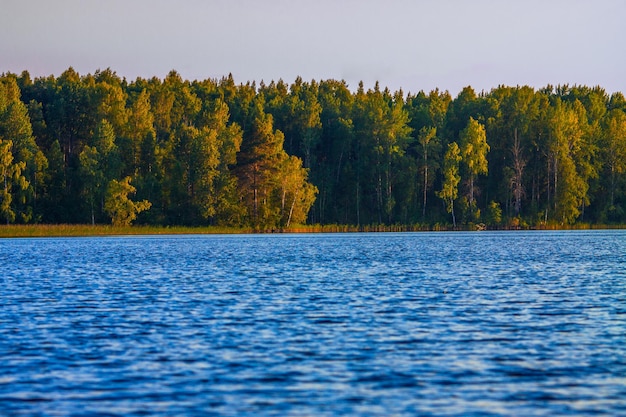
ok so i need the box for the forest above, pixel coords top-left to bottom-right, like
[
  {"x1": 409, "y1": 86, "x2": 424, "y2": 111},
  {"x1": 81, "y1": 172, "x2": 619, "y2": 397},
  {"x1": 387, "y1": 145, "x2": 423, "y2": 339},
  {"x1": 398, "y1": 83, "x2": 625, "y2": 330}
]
[{"x1": 1, "y1": 68, "x2": 625, "y2": 229}]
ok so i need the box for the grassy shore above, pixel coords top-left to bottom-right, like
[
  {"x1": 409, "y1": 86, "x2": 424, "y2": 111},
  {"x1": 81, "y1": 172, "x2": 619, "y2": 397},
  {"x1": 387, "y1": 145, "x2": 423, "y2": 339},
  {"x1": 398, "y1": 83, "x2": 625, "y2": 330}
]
[
  {"x1": 0, "y1": 222, "x2": 624, "y2": 238},
  {"x1": 0, "y1": 223, "x2": 412, "y2": 237},
  {"x1": 0, "y1": 224, "x2": 253, "y2": 238}
]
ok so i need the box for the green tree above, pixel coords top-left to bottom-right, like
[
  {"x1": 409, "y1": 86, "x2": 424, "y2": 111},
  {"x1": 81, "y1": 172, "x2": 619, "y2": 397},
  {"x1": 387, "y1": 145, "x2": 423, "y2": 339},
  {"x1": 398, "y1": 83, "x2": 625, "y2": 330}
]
[
  {"x1": 417, "y1": 126, "x2": 438, "y2": 219},
  {"x1": 104, "y1": 176, "x2": 151, "y2": 226},
  {"x1": 485, "y1": 85, "x2": 540, "y2": 220},
  {"x1": 0, "y1": 140, "x2": 28, "y2": 223},
  {"x1": 601, "y1": 109, "x2": 626, "y2": 218},
  {"x1": 79, "y1": 145, "x2": 103, "y2": 224},
  {"x1": 235, "y1": 97, "x2": 286, "y2": 228},
  {"x1": 206, "y1": 100, "x2": 245, "y2": 225},
  {"x1": 124, "y1": 89, "x2": 155, "y2": 172},
  {"x1": 93, "y1": 69, "x2": 128, "y2": 134},
  {"x1": 459, "y1": 117, "x2": 489, "y2": 220},
  {"x1": 547, "y1": 99, "x2": 589, "y2": 223},
  {"x1": 445, "y1": 86, "x2": 481, "y2": 140},
  {"x1": 358, "y1": 85, "x2": 412, "y2": 223},
  {"x1": 79, "y1": 119, "x2": 121, "y2": 223},
  {"x1": 437, "y1": 142, "x2": 461, "y2": 227},
  {"x1": 262, "y1": 78, "x2": 323, "y2": 169},
  {"x1": 314, "y1": 79, "x2": 355, "y2": 224},
  {"x1": 0, "y1": 75, "x2": 48, "y2": 222},
  {"x1": 178, "y1": 124, "x2": 220, "y2": 221},
  {"x1": 40, "y1": 140, "x2": 67, "y2": 222},
  {"x1": 276, "y1": 155, "x2": 318, "y2": 227}
]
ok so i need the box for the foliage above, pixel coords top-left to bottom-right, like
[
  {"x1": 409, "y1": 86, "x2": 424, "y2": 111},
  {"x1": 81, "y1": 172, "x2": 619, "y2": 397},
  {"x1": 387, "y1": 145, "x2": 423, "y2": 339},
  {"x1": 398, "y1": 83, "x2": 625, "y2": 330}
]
[
  {"x1": 104, "y1": 176, "x2": 151, "y2": 227},
  {"x1": 0, "y1": 69, "x2": 625, "y2": 228},
  {"x1": 437, "y1": 142, "x2": 462, "y2": 227}
]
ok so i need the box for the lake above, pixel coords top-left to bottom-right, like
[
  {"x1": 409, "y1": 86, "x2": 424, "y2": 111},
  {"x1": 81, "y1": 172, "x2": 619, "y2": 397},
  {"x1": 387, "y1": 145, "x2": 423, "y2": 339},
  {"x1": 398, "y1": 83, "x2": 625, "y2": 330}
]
[{"x1": 1, "y1": 231, "x2": 625, "y2": 416}]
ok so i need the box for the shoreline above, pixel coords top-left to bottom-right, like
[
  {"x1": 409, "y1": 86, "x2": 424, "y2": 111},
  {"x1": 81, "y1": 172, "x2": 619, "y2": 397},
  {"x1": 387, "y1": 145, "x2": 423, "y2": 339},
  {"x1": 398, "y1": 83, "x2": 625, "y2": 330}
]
[{"x1": 0, "y1": 223, "x2": 624, "y2": 238}]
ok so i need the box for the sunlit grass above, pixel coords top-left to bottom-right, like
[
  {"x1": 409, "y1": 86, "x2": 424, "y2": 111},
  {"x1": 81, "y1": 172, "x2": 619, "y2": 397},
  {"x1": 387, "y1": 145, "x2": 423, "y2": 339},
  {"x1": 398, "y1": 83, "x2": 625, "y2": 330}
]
[
  {"x1": 0, "y1": 224, "x2": 252, "y2": 238},
  {"x1": 0, "y1": 223, "x2": 431, "y2": 237},
  {"x1": 0, "y1": 222, "x2": 623, "y2": 238}
]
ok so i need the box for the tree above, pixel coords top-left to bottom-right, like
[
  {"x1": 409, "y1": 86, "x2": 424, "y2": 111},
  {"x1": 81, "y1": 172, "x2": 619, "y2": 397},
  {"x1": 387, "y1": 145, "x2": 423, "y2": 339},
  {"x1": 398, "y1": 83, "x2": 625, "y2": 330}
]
[
  {"x1": 79, "y1": 119, "x2": 120, "y2": 224},
  {"x1": 93, "y1": 70, "x2": 128, "y2": 134},
  {"x1": 485, "y1": 200, "x2": 502, "y2": 227},
  {"x1": 0, "y1": 140, "x2": 28, "y2": 223},
  {"x1": 41, "y1": 140, "x2": 67, "y2": 222},
  {"x1": 104, "y1": 176, "x2": 151, "y2": 226},
  {"x1": 485, "y1": 85, "x2": 539, "y2": 220},
  {"x1": 510, "y1": 128, "x2": 527, "y2": 216},
  {"x1": 437, "y1": 142, "x2": 461, "y2": 227},
  {"x1": 235, "y1": 97, "x2": 286, "y2": 228},
  {"x1": 179, "y1": 124, "x2": 220, "y2": 221},
  {"x1": 417, "y1": 126, "x2": 438, "y2": 219},
  {"x1": 207, "y1": 100, "x2": 245, "y2": 226},
  {"x1": 358, "y1": 85, "x2": 412, "y2": 223},
  {"x1": 124, "y1": 89, "x2": 155, "y2": 171},
  {"x1": 314, "y1": 79, "x2": 355, "y2": 224},
  {"x1": 459, "y1": 117, "x2": 489, "y2": 220},
  {"x1": 0, "y1": 75, "x2": 48, "y2": 222},
  {"x1": 264, "y1": 77, "x2": 322, "y2": 168},
  {"x1": 445, "y1": 86, "x2": 480, "y2": 140},
  {"x1": 276, "y1": 155, "x2": 318, "y2": 228},
  {"x1": 601, "y1": 109, "x2": 626, "y2": 218},
  {"x1": 547, "y1": 99, "x2": 592, "y2": 224},
  {"x1": 79, "y1": 145, "x2": 103, "y2": 225}
]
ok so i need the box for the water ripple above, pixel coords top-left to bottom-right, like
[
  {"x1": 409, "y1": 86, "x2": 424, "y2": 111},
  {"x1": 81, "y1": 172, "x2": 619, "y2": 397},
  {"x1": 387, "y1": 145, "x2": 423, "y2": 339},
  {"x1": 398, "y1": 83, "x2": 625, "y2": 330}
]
[{"x1": 1, "y1": 231, "x2": 625, "y2": 416}]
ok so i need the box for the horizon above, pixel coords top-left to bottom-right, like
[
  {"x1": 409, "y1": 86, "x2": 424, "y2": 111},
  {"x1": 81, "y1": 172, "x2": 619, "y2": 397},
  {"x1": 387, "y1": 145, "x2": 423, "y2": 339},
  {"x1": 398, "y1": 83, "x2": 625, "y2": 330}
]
[
  {"x1": 6, "y1": 66, "x2": 622, "y2": 99},
  {"x1": 2, "y1": 0, "x2": 624, "y2": 98}
]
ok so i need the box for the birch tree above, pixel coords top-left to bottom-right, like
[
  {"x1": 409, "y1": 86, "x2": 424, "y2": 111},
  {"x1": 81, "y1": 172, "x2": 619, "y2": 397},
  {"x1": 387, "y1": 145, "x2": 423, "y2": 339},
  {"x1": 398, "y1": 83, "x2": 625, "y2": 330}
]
[{"x1": 437, "y1": 142, "x2": 461, "y2": 227}]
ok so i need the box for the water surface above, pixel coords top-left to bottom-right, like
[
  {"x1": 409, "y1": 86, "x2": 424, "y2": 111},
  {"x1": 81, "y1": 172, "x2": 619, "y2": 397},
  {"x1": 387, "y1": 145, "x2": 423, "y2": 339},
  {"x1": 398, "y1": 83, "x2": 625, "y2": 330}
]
[{"x1": 1, "y1": 231, "x2": 625, "y2": 416}]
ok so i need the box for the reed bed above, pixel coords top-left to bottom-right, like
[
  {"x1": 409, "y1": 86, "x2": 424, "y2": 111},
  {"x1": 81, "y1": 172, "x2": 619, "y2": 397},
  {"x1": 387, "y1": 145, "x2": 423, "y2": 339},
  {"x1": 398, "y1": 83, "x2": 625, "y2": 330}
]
[
  {"x1": 1, "y1": 222, "x2": 623, "y2": 238},
  {"x1": 0, "y1": 224, "x2": 251, "y2": 238}
]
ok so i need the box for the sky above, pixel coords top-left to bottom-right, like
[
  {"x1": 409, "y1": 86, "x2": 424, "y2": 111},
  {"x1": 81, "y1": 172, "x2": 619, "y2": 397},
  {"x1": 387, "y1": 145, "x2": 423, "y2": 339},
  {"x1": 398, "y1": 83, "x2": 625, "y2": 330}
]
[{"x1": 1, "y1": 0, "x2": 625, "y2": 96}]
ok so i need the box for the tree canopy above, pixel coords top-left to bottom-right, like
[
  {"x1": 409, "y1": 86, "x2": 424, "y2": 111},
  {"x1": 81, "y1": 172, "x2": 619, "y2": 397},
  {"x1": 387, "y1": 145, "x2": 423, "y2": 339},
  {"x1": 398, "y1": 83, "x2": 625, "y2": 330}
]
[{"x1": 1, "y1": 68, "x2": 625, "y2": 228}]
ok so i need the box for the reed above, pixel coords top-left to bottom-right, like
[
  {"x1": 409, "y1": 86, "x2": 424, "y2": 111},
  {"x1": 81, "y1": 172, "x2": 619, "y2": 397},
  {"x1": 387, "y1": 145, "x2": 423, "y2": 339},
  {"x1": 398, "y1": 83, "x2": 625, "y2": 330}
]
[
  {"x1": 0, "y1": 224, "x2": 252, "y2": 238},
  {"x1": 1, "y1": 222, "x2": 624, "y2": 238}
]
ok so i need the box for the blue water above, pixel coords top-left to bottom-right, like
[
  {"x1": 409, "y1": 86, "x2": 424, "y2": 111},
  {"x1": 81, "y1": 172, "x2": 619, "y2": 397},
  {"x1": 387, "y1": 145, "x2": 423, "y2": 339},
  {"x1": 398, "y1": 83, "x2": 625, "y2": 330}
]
[{"x1": 1, "y1": 231, "x2": 625, "y2": 416}]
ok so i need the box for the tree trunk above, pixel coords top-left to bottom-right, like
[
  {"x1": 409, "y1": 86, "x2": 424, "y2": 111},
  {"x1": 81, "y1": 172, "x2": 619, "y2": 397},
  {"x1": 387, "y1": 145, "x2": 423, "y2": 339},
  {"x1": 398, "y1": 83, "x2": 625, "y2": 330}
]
[
  {"x1": 554, "y1": 156, "x2": 558, "y2": 212},
  {"x1": 286, "y1": 190, "x2": 299, "y2": 228},
  {"x1": 451, "y1": 198, "x2": 456, "y2": 228}
]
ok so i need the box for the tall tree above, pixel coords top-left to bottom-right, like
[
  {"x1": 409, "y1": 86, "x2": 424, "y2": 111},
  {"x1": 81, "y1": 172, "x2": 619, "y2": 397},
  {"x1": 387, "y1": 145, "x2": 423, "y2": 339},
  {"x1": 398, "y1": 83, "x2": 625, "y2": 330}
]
[
  {"x1": 358, "y1": 85, "x2": 412, "y2": 223},
  {"x1": 459, "y1": 117, "x2": 489, "y2": 220},
  {"x1": 547, "y1": 99, "x2": 589, "y2": 223},
  {"x1": 124, "y1": 89, "x2": 155, "y2": 173},
  {"x1": 314, "y1": 79, "x2": 354, "y2": 224},
  {"x1": 206, "y1": 100, "x2": 245, "y2": 226},
  {"x1": 601, "y1": 109, "x2": 626, "y2": 219},
  {"x1": 78, "y1": 119, "x2": 120, "y2": 224},
  {"x1": 417, "y1": 126, "x2": 438, "y2": 219},
  {"x1": 276, "y1": 155, "x2": 318, "y2": 228},
  {"x1": 0, "y1": 75, "x2": 48, "y2": 221},
  {"x1": 510, "y1": 128, "x2": 527, "y2": 216},
  {"x1": 0, "y1": 140, "x2": 28, "y2": 223},
  {"x1": 235, "y1": 97, "x2": 285, "y2": 228},
  {"x1": 437, "y1": 142, "x2": 461, "y2": 227}
]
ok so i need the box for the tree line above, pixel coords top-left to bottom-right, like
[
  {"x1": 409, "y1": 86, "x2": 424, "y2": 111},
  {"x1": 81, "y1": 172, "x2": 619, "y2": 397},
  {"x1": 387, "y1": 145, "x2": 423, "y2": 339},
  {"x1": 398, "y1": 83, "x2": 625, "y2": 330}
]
[{"x1": 1, "y1": 68, "x2": 625, "y2": 228}]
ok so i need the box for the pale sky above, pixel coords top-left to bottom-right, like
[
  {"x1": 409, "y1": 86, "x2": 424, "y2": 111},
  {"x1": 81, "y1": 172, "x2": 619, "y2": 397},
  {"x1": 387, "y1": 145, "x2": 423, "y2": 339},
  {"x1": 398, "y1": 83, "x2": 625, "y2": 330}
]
[{"x1": 1, "y1": 0, "x2": 624, "y2": 96}]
